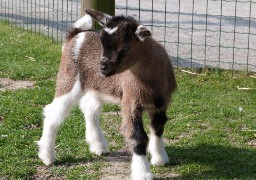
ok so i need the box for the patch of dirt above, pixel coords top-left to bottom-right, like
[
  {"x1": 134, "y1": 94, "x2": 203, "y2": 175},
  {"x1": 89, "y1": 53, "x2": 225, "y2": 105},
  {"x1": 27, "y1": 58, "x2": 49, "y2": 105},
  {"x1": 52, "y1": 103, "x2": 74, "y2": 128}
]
[
  {"x1": 0, "y1": 116, "x2": 4, "y2": 123},
  {"x1": 24, "y1": 123, "x2": 40, "y2": 130},
  {"x1": 0, "y1": 177, "x2": 8, "y2": 180},
  {"x1": 99, "y1": 112, "x2": 131, "y2": 179},
  {"x1": 0, "y1": 78, "x2": 35, "y2": 91},
  {"x1": 99, "y1": 150, "x2": 131, "y2": 180},
  {"x1": 248, "y1": 139, "x2": 256, "y2": 147},
  {"x1": 29, "y1": 166, "x2": 63, "y2": 180},
  {"x1": 154, "y1": 173, "x2": 182, "y2": 180}
]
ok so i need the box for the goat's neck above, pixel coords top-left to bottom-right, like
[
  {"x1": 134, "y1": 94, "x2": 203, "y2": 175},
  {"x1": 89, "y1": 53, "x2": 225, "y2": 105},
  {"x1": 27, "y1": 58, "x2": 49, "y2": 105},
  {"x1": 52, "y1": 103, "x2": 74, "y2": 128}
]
[{"x1": 129, "y1": 52, "x2": 156, "y2": 84}]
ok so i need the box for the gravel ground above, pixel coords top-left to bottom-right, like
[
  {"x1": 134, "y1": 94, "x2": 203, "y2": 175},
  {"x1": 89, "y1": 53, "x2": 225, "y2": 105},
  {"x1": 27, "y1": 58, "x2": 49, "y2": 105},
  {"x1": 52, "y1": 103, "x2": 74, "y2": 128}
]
[{"x1": 0, "y1": 0, "x2": 255, "y2": 72}]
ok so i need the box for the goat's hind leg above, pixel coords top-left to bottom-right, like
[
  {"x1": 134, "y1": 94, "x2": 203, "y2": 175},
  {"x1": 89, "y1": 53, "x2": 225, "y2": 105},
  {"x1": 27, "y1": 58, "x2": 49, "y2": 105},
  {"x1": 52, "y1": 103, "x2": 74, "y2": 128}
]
[
  {"x1": 148, "y1": 110, "x2": 169, "y2": 166},
  {"x1": 79, "y1": 91, "x2": 109, "y2": 156},
  {"x1": 37, "y1": 78, "x2": 82, "y2": 166}
]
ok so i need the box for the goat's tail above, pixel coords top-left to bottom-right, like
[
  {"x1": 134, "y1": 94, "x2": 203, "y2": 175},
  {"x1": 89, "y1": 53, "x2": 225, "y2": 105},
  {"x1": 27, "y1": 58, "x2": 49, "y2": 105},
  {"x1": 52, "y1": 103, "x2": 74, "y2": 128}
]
[
  {"x1": 74, "y1": 14, "x2": 92, "y2": 30},
  {"x1": 67, "y1": 15, "x2": 93, "y2": 40}
]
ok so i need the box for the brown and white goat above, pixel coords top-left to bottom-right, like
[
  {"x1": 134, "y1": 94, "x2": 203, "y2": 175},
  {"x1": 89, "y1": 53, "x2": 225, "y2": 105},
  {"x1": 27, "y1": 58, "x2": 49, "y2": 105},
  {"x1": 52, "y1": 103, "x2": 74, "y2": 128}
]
[{"x1": 37, "y1": 9, "x2": 176, "y2": 179}]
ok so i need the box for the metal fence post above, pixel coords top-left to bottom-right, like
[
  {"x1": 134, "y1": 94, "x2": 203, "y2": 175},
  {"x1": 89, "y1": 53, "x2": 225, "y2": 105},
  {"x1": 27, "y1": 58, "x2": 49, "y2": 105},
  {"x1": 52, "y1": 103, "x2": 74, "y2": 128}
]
[{"x1": 80, "y1": 0, "x2": 115, "y2": 30}]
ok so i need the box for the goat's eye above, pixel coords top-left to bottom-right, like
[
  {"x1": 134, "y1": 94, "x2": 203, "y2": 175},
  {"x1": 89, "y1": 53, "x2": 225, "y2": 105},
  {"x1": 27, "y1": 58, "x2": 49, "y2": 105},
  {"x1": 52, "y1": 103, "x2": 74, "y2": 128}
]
[{"x1": 123, "y1": 45, "x2": 131, "y2": 52}]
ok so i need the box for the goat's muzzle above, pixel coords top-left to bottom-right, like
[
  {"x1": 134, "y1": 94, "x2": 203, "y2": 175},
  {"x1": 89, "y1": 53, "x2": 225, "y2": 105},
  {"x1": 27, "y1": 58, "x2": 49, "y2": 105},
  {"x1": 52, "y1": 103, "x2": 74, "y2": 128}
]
[{"x1": 100, "y1": 57, "x2": 115, "y2": 77}]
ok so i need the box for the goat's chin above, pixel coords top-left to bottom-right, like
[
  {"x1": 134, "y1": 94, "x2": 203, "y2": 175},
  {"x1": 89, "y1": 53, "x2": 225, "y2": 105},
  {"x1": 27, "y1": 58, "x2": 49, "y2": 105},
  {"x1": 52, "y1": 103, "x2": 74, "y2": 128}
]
[{"x1": 100, "y1": 69, "x2": 116, "y2": 77}]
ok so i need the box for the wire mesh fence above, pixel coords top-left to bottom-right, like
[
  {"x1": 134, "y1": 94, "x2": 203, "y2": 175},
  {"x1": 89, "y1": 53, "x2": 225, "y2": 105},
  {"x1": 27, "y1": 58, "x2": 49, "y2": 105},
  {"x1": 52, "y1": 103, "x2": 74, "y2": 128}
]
[
  {"x1": 0, "y1": 0, "x2": 79, "y2": 44},
  {"x1": 0, "y1": 0, "x2": 256, "y2": 72}
]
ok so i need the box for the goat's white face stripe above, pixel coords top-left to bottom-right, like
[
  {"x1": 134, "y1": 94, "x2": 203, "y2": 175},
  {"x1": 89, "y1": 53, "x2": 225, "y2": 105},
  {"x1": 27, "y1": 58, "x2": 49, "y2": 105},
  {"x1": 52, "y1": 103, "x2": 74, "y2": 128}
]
[
  {"x1": 73, "y1": 32, "x2": 86, "y2": 61},
  {"x1": 104, "y1": 26, "x2": 118, "y2": 35}
]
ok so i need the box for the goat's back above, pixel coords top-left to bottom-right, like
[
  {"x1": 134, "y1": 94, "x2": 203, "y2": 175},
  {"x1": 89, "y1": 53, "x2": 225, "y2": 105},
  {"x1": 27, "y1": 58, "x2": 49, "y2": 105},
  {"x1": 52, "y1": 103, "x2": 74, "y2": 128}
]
[{"x1": 55, "y1": 31, "x2": 122, "y2": 99}]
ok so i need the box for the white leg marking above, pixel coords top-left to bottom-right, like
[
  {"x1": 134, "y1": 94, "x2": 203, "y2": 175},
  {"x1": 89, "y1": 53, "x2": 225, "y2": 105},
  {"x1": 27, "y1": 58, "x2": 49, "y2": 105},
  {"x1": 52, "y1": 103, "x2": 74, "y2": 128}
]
[
  {"x1": 131, "y1": 154, "x2": 154, "y2": 180},
  {"x1": 37, "y1": 76, "x2": 82, "y2": 166},
  {"x1": 148, "y1": 132, "x2": 169, "y2": 166},
  {"x1": 80, "y1": 91, "x2": 109, "y2": 156}
]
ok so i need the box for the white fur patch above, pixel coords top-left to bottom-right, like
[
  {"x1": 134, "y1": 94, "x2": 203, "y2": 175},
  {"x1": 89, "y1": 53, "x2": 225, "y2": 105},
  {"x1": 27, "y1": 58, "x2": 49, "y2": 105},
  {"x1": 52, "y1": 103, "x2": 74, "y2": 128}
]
[
  {"x1": 98, "y1": 13, "x2": 112, "y2": 26},
  {"x1": 74, "y1": 14, "x2": 92, "y2": 30},
  {"x1": 136, "y1": 25, "x2": 145, "y2": 32},
  {"x1": 98, "y1": 92, "x2": 120, "y2": 104},
  {"x1": 104, "y1": 26, "x2": 118, "y2": 35},
  {"x1": 62, "y1": 44, "x2": 65, "y2": 52},
  {"x1": 87, "y1": 90, "x2": 120, "y2": 104},
  {"x1": 38, "y1": 75, "x2": 82, "y2": 166},
  {"x1": 73, "y1": 32, "x2": 86, "y2": 61},
  {"x1": 135, "y1": 25, "x2": 146, "y2": 42},
  {"x1": 80, "y1": 90, "x2": 110, "y2": 155},
  {"x1": 148, "y1": 132, "x2": 169, "y2": 166},
  {"x1": 131, "y1": 154, "x2": 154, "y2": 180}
]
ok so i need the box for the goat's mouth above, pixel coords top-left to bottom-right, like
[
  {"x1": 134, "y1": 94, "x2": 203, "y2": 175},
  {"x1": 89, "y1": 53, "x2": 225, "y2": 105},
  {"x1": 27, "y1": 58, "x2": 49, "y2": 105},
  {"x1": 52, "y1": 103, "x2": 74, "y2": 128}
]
[
  {"x1": 99, "y1": 61, "x2": 117, "y2": 77},
  {"x1": 100, "y1": 67, "x2": 116, "y2": 77}
]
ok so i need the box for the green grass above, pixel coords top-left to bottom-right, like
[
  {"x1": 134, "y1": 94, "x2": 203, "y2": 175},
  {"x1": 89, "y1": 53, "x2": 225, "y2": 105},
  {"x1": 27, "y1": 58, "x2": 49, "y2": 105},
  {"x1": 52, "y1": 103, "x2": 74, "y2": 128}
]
[{"x1": 0, "y1": 22, "x2": 256, "y2": 179}]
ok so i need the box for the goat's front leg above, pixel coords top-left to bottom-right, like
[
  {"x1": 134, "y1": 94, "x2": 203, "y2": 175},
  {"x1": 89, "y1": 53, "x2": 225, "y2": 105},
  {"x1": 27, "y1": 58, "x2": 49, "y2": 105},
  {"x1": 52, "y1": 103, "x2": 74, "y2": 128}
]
[
  {"x1": 148, "y1": 110, "x2": 169, "y2": 166},
  {"x1": 121, "y1": 102, "x2": 154, "y2": 180}
]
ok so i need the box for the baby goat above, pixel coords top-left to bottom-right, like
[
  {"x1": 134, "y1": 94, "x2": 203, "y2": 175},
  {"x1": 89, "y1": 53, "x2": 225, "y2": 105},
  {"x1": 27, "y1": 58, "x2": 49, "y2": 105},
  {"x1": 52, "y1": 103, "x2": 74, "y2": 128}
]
[{"x1": 37, "y1": 9, "x2": 176, "y2": 179}]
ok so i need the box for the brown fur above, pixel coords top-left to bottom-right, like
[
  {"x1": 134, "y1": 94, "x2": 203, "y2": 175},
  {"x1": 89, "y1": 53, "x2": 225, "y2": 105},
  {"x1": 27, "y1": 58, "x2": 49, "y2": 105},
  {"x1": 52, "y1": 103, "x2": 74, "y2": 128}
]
[
  {"x1": 55, "y1": 38, "x2": 78, "y2": 97},
  {"x1": 55, "y1": 29, "x2": 176, "y2": 137},
  {"x1": 41, "y1": 10, "x2": 178, "y2": 179}
]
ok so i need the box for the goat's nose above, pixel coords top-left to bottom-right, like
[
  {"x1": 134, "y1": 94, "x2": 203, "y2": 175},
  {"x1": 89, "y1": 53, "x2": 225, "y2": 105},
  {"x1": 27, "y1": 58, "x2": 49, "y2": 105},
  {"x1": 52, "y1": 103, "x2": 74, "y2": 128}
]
[
  {"x1": 100, "y1": 57, "x2": 109, "y2": 70},
  {"x1": 100, "y1": 63, "x2": 108, "y2": 70}
]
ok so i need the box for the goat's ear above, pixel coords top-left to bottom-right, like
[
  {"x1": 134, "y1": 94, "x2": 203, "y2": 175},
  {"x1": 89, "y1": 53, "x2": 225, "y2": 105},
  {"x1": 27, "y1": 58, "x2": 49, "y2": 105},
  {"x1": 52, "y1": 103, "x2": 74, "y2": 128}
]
[
  {"x1": 85, "y1": 9, "x2": 112, "y2": 27},
  {"x1": 135, "y1": 25, "x2": 151, "y2": 41}
]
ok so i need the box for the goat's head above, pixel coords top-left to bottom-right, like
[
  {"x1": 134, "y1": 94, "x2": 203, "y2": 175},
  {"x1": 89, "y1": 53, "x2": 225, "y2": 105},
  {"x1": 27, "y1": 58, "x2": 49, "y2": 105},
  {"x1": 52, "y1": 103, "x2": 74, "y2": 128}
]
[{"x1": 86, "y1": 9, "x2": 151, "y2": 77}]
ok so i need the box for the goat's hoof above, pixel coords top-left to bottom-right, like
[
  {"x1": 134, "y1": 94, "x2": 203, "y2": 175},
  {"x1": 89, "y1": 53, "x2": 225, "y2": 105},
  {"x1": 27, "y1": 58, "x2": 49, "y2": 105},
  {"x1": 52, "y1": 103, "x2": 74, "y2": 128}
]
[
  {"x1": 37, "y1": 141, "x2": 56, "y2": 166},
  {"x1": 38, "y1": 150, "x2": 55, "y2": 166},
  {"x1": 131, "y1": 172, "x2": 154, "y2": 180},
  {"x1": 90, "y1": 144, "x2": 110, "y2": 156},
  {"x1": 150, "y1": 155, "x2": 169, "y2": 166},
  {"x1": 131, "y1": 154, "x2": 154, "y2": 180}
]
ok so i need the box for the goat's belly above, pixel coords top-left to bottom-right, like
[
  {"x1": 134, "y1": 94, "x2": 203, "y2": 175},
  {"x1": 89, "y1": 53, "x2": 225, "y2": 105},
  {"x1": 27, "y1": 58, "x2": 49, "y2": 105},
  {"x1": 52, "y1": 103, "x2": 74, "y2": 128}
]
[{"x1": 84, "y1": 89, "x2": 121, "y2": 105}]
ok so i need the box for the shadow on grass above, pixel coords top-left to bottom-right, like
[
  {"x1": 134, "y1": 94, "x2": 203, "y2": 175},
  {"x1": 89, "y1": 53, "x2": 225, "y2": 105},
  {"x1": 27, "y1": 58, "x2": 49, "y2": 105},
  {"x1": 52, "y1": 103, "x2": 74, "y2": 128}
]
[
  {"x1": 54, "y1": 156, "x2": 92, "y2": 167},
  {"x1": 54, "y1": 150, "x2": 131, "y2": 166},
  {"x1": 166, "y1": 144, "x2": 256, "y2": 179},
  {"x1": 50, "y1": 144, "x2": 256, "y2": 179}
]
